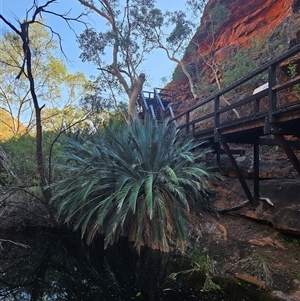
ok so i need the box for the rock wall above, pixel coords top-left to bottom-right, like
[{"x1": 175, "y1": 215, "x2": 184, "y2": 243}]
[
  {"x1": 168, "y1": 0, "x2": 300, "y2": 104},
  {"x1": 213, "y1": 0, "x2": 293, "y2": 51}
]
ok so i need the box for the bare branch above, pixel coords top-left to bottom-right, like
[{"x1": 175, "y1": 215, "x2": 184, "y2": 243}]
[
  {"x1": 0, "y1": 14, "x2": 21, "y2": 35},
  {"x1": 0, "y1": 239, "x2": 29, "y2": 248}
]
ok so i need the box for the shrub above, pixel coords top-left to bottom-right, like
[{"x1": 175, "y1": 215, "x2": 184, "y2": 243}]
[{"x1": 52, "y1": 116, "x2": 219, "y2": 252}]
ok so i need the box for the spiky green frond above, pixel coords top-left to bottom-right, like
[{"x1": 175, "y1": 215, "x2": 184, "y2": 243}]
[{"x1": 52, "y1": 115, "x2": 219, "y2": 252}]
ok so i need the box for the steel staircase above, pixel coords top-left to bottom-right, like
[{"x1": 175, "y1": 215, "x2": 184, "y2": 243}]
[{"x1": 137, "y1": 88, "x2": 176, "y2": 125}]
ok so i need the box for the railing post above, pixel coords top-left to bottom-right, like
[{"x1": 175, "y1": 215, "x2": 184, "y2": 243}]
[
  {"x1": 186, "y1": 112, "x2": 190, "y2": 134},
  {"x1": 214, "y1": 95, "x2": 220, "y2": 143},
  {"x1": 268, "y1": 64, "x2": 277, "y2": 124},
  {"x1": 253, "y1": 140, "x2": 260, "y2": 207},
  {"x1": 254, "y1": 98, "x2": 260, "y2": 116}
]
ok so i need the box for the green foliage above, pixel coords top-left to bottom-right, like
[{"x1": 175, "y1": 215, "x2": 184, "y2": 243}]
[
  {"x1": 41, "y1": 106, "x2": 88, "y2": 132},
  {"x1": 166, "y1": 11, "x2": 194, "y2": 47},
  {"x1": 208, "y1": 1, "x2": 231, "y2": 34},
  {"x1": 253, "y1": 254, "x2": 273, "y2": 288},
  {"x1": 170, "y1": 0, "x2": 230, "y2": 99},
  {"x1": 266, "y1": 27, "x2": 289, "y2": 58},
  {"x1": 0, "y1": 131, "x2": 65, "y2": 187},
  {"x1": 293, "y1": 238, "x2": 300, "y2": 246},
  {"x1": 52, "y1": 115, "x2": 218, "y2": 252},
  {"x1": 287, "y1": 61, "x2": 298, "y2": 78},
  {"x1": 286, "y1": 60, "x2": 300, "y2": 93},
  {"x1": 222, "y1": 23, "x2": 294, "y2": 89},
  {"x1": 186, "y1": 0, "x2": 208, "y2": 16},
  {"x1": 222, "y1": 47, "x2": 261, "y2": 87},
  {"x1": 0, "y1": 136, "x2": 38, "y2": 186},
  {"x1": 172, "y1": 65, "x2": 193, "y2": 83},
  {"x1": 280, "y1": 234, "x2": 300, "y2": 246},
  {"x1": 77, "y1": 0, "x2": 160, "y2": 102},
  {"x1": 170, "y1": 248, "x2": 220, "y2": 292}
]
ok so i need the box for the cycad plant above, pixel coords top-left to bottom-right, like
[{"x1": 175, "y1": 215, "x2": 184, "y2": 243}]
[{"x1": 52, "y1": 115, "x2": 218, "y2": 252}]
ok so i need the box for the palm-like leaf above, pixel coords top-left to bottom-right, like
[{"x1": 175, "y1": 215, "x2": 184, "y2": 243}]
[{"x1": 52, "y1": 115, "x2": 219, "y2": 252}]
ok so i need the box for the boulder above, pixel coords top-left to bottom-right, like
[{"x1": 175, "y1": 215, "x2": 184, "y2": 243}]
[{"x1": 213, "y1": 177, "x2": 300, "y2": 235}]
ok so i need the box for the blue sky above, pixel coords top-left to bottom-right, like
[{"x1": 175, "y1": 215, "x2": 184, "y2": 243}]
[{"x1": 0, "y1": 0, "x2": 193, "y2": 89}]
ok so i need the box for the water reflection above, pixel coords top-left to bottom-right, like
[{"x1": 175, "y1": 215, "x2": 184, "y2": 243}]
[{"x1": 0, "y1": 228, "x2": 279, "y2": 301}]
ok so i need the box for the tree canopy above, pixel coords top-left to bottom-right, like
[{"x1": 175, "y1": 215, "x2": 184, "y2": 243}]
[
  {"x1": 77, "y1": 0, "x2": 208, "y2": 106},
  {"x1": 77, "y1": 0, "x2": 163, "y2": 118}
]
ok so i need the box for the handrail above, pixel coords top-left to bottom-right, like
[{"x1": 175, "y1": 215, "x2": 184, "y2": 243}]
[
  {"x1": 155, "y1": 88, "x2": 174, "y2": 103},
  {"x1": 153, "y1": 88, "x2": 165, "y2": 120},
  {"x1": 148, "y1": 105, "x2": 156, "y2": 120},
  {"x1": 167, "y1": 106, "x2": 177, "y2": 127},
  {"x1": 169, "y1": 42, "x2": 300, "y2": 137},
  {"x1": 139, "y1": 91, "x2": 156, "y2": 120},
  {"x1": 154, "y1": 88, "x2": 177, "y2": 127},
  {"x1": 138, "y1": 89, "x2": 178, "y2": 126},
  {"x1": 154, "y1": 88, "x2": 165, "y2": 109},
  {"x1": 139, "y1": 90, "x2": 149, "y2": 112}
]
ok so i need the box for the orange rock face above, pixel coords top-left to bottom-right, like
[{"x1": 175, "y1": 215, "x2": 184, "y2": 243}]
[
  {"x1": 199, "y1": 0, "x2": 293, "y2": 55},
  {"x1": 224, "y1": 0, "x2": 291, "y2": 46},
  {"x1": 167, "y1": 0, "x2": 300, "y2": 104}
]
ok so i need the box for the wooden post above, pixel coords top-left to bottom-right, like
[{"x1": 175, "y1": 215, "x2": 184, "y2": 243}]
[
  {"x1": 214, "y1": 95, "x2": 220, "y2": 143},
  {"x1": 268, "y1": 64, "x2": 277, "y2": 124},
  {"x1": 215, "y1": 143, "x2": 221, "y2": 167},
  {"x1": 253, "y1": 141, "x2": 260, "y2": 207},
  {"x1": 254, "y1": 98, "x2": 260, "y2": 116},
  {"x1": 186, "y1": 112, "x2": 190, "y2": 134}
]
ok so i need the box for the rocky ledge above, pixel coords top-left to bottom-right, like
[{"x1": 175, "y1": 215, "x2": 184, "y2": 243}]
[{"x1": 205, "y1": 150, "x2": 300, "y2": 300}]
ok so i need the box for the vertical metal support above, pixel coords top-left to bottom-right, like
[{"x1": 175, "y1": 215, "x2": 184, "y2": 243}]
[
  {"x1": 253, "y1": 141, "x2": 260, "y2": 206},
  {"x1": 216, "y1": 147, "x2": 221, "y2": 167},
  {"x1": 274, "y1": 134, "x2": 300, "y2": 175},
  {"x1": 214, "y1": 96, "x2": 221, "y2": 166},
  {"x1": 254, "y1": 97, "x2": 260, "y2": 116},
  {"x1": 213, "y1": 143, "x2": 221, "y2": 167},
  {"x1": 186, "y1": 112, "x2": 190, "y2": 135},
  {"x1": 222, "y1": 141, "x2": 255, "y2": 207},
  {"x1": 214, "y1": 95, "x2": 220, "y2": 143},
  {"x1": 268, "y1": 64, "x2": 277, "y2": 123}
]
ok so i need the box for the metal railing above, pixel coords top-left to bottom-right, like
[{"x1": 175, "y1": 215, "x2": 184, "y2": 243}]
[
  {"x1": 169, "y1": 43, "x2": 300, "y2": 140},
  {"x1": 139, "y1": 89, "x2": 177, "y2": 126}
]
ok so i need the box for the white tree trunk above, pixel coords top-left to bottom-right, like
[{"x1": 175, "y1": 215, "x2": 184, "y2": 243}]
[
  {"x1": 179, "y1": 61, "x2": 198, "y2": 99},
  {"x1": 128, "y1": 73, "x2": 146, "y2": 119}
]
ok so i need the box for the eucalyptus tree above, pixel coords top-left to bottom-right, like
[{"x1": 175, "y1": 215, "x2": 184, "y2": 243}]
[
  {"x1": 186, "y1": 0, "x2": 209, "y2": 11},
  {"x1": 77, "y1": 0, "x2": 168, "y2": 118},
  {"x1": 76, "y1": 0, "x2": 212, "y2": 104},
  {"x1": 139, "y1": 0, "x2": 209, "y2": 99},
  {"x1": 147, "y1": 0, "x2": 239, "y2": 118}
]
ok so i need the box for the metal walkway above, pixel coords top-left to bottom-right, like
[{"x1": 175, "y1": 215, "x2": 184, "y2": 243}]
[{"x1": 139, "y1": 43, "x2": 300, "y2": 208}]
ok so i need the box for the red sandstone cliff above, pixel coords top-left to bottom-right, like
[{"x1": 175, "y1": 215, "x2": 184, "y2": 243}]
[
  {"x1": 168, "y1": 0, "x2": 300, "y2": 107},
  {"x1": 216, "y1": 0, "x2": 293, "y2": 50}
]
